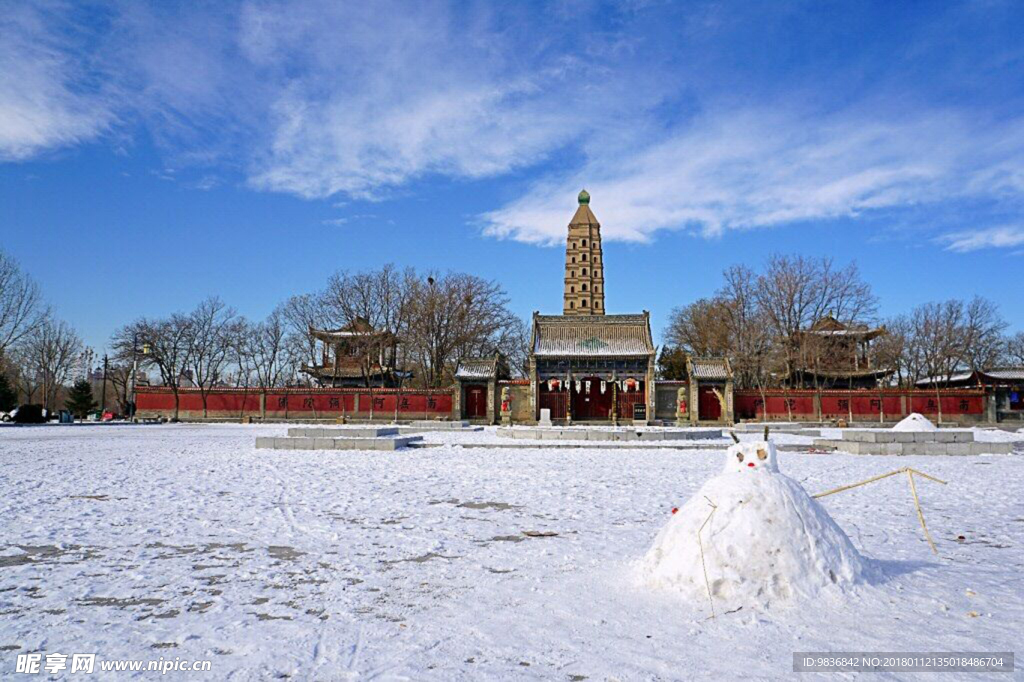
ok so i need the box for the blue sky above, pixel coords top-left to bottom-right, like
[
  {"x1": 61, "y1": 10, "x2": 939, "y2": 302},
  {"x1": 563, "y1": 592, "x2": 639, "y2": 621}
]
[{"x1": 2, "y1": 0, "x2": 1023, "y2": 354}]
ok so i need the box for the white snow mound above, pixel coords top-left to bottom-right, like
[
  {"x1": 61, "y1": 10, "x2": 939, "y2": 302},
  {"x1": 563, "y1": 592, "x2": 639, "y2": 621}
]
[
  {"x1": 892, "y1": 413, "x2": 937, "y2": 432},
  {"x1": 639, "y1": 441, "x2": 876, "y2": 609}
]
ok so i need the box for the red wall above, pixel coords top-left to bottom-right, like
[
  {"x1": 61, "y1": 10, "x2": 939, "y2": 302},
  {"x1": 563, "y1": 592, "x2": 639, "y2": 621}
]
[
  {"x1": 734, "y1": 389, "x2": 985, "y2": 420},
  {"x1": 136, "y1": 387, "x2": 453, "y2": 419}
]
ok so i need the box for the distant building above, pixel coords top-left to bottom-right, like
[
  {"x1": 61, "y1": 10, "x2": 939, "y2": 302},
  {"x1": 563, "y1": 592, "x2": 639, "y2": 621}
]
[
  {"x1": 301, "y1": 318, "x2": 408, "y2": 388},
  {"x1": 527, "y1": 191, "x2": 657, "y2": 423},
  {"x1": 917, "y1": 368, "x2": 1024, "y2": 421},
  {"x1": 453, "y1": 353, "x2": 511, "y2": 423},
  {"x1": 790, "y1": 315, "x2": 892, "y2": 389}
]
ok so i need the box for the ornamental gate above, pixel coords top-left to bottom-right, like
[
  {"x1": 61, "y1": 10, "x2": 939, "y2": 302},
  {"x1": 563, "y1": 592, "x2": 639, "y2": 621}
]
[
  {"x1": 538, "y1": 390, "x2": 568, "y2": 419},
  {"x1": 698, "y1": 385, "x2": 722, "y2": 421},
  {"x1": 571, "y1": 376, "x2": 613, "y2": 420},
  {"x1": 616, "y1": 388, "x2": 645, "y2": 420},
  {"x1": 465, "y1": 384, "x2": 488, "y2": 418}
]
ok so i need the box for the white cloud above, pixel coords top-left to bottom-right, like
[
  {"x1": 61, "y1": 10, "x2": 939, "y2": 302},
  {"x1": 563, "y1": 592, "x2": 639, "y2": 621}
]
[
  {"x1": 0, "y1": 3, "x2": 114, "y2": 161},
  {"x1": 938, "y1": 226, "x2": 1024, "y2": 252},
  {"x1": 237, "y1": 1, "x2": 619, "y2": 199},
  {"x1": 481, "y1": 106, "x2": 1024, "y2": 244}
]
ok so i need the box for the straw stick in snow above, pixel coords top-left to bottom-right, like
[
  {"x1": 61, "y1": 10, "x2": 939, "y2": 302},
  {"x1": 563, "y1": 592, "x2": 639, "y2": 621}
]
[
  {"x1": 907, "y1": 470, "x2": 938, "y2": 554},
  {"x1": 698, "y1": 497, "x2": 718, "y2": 619},
  {"x1": 813, "y1": 467, "x2": 947, "y2": 556}
]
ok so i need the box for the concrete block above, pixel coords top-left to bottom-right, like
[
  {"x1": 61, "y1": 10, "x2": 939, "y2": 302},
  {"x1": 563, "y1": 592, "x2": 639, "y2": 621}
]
[
  {"x1": 951, "y1": 431, "x2": 975, "y2": 443},
  {"x1": 903, "y1": 442, "x2": 934, "y2": 455},
  {"x1": 639, "y1": 431, "x2": 665, "y2": 441},
  {"x1": 971, "y1": 442, "x2": 1012, "y2": 455},
  {"x1": 843, "y1": 430, "x2": 870, "y2": 443},
  {"x1": 892, "y1": 432, "x2": 915, "y2": 443},
  {"x1": 255, "y1": 437, "x2": 275, "y2": 449},
  {"x1": 273, "y1": 437, "x2": 295, "y2": 449},
  {"x1": 946, "y1": 443, "x2": 973, "y2": 456},
  {"x1": 313, "y1": 438, "x2": 336, "y2": 449},
  {"x1": 292, "y1": 438, "x2": 316, "y2": 450},
  {"x1": 589, "y1": 431, "x2": 613, "y2": 441}
]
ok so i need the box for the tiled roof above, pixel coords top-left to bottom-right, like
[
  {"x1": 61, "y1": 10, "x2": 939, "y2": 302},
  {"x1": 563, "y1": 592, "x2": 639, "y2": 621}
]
[
  {"x1": 456, "y1": 358, "x2": 498, "y2": 379},
  {"x1": 986, "y1": 368, "x2": 1024, "y2": 380},
  {"x1": 688, "y1": 357, "x2": 732, "y2": 380},
  {"x1": 301, "y1": 364, "x2": 388, "y2": 379},
  {"x1": 916, "y1": 367, "x2": 1024, "y2": 386},
  {"x1": 532, "y1": 313, "x2": 654, "y2": 357}
]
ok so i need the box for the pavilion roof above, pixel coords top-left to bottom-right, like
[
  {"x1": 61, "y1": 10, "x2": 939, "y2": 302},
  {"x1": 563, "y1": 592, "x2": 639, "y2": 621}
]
[
  {"x1": 687, "y1": 356, "x2": 732, "y2": 380},
  {"x1": 455, "y1": 354, "x2": 509, "y2": 380},
  {"x1": 797, "y1": 315, "x2": 885, "y2": 341},
  {"x1": 916, "y1": 367, "x2": 1024, "y2": 387},
  {"x1": 531, "y1": 313, "x2": 654, "y2": 358}
]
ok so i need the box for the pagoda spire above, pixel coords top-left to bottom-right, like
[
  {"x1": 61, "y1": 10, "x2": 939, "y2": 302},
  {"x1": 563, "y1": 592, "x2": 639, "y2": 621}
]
[{"x1": 563, "y1": 190, "x2": 605, "y2": 316}]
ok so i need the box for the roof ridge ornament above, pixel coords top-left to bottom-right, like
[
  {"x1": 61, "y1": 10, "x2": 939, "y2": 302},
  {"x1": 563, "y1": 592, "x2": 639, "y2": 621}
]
[{"x1": 578, "y1": 189, "x2": 590, "y2": 205}]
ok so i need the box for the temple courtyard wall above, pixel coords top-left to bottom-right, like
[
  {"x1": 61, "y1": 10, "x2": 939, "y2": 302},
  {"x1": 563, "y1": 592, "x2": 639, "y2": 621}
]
[{"x1": 137, "y1": 386, "x2": 1002, "y2": 424}]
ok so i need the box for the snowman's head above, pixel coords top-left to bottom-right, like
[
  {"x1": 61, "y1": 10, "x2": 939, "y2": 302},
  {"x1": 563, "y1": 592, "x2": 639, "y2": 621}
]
[{"x1": 724, "y1": 439, "x2": 780, "y2": 474}]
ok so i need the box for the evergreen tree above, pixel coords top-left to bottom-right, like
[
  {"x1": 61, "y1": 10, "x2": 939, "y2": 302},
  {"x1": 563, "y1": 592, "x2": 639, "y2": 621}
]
[
  {"x1": 65, "y1": 379, "x2": 97, "y2": 418},
  {"x1": 657, "y1": 347, "x2": 689, "y2": 380},
  {"x1": 0, "y1": 369, "x2": 15, "y2": 412}
]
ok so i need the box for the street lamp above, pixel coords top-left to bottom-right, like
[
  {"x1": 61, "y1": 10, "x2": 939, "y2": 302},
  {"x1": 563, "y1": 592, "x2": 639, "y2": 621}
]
[{"x1": 129, "y1": 335, "x2": 151, "y2": 422}]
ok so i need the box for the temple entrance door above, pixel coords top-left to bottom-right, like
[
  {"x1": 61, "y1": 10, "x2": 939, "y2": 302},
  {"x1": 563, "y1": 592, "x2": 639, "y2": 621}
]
[
  {"x1": 698, "y1": 385, "x2": 722, "y2": 421},
  {"x1": 465, "y1": 385, "x2": 488, "y2": 418},
  {"x1": 572, "y1": 377, "x2": 612, "y2": 420}
]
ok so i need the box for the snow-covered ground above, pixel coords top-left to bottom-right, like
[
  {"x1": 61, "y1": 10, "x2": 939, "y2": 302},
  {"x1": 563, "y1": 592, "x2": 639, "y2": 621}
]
[{"x1": 1, "y1": 423, "x2": 1021, "y2": 679}]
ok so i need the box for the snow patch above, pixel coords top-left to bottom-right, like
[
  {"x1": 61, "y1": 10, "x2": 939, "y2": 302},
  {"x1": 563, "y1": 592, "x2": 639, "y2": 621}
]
[{"x1": 892, "y1": 413, "x2": 938, "y2": 432}]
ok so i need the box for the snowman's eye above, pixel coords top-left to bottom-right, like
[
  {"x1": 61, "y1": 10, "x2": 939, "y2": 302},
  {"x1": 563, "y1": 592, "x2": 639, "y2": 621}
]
[
  {"x1": 736, "y1": 452, "x2": 744, "y2": 463},
  {"x1": 757, "y1": 448, "x2": 768, "y2": 461}
]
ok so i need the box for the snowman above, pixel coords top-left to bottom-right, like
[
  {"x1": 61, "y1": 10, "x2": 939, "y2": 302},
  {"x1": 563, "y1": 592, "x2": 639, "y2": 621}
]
[{"x1": 639, "y1": 433, "x2": 877, "y2": 610}]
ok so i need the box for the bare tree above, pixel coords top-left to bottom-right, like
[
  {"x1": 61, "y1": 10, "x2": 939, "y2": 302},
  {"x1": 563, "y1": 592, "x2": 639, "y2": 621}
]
[
  {"x1": 664, "y1": 298, "x2": 732, "y2": 358},
  {"x1": 1005, "y1": 331, "x2": 1024, "y2": 366},
  {"x1": 0, "y1": 249, "x2": 48, "y2": 356},
  {"x1": 405, "y1": 272, "x2": 519, "y2": 387},
  {"x1": 279, "y1": 293, "x2": 330, "y2": 374},
  {"x1": 909, "y1": 300, "x2": 968, "y2": 423},
  {"x1": 184, "y1": 297, "x2": 238, "y2": 418},
  {"x1": 19, "y1": 318, "x2": 82, "y2": 412},
  {"x1": 664, "y1": 266, "x2": 773, "y2": 390},
  {"x1": 113, "y1": 315, "x2": 193, "y2": 420},
  {"x1": 961, "y1": 296, "x2": 1006, "y2": 372},
  {"x1": 322, "y1": 265, "x2": 414, "y2": 386},
  {"x1": 753, "y1": 255, "x2": 877, "y2": 387},
  {"x1": 238, "y1": 308, "x2": 295, "y2": 417},
  {"x1": 874, "y1": 315, "x2": 916, "y2": 387},
  {"x1": 104, "y1": 361, "x2": 134, "y2": 415},
  {"x1": 498, "y1": 317, "x2": 531, "y2": 379}
]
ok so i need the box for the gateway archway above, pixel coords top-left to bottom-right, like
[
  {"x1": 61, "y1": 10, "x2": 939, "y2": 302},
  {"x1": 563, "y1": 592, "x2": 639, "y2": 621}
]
[{"x1": 571, "y1": 377, "x2": 613, "y2": 421}]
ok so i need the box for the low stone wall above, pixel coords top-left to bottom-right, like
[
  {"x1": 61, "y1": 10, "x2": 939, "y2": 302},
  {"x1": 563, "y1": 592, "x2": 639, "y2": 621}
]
[
  {"x1": 255, "y1": 435, "x2": 421, "y2": 451},
  {"x1": 496, "y1": 427, "x2": 723, "y2": 442},
  {"x1": 287, "y1": 427, "x2": 399, "y2": 438},
  {"x1": 813, "y1": 429, "x2": 1013, "y2": 455}
]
